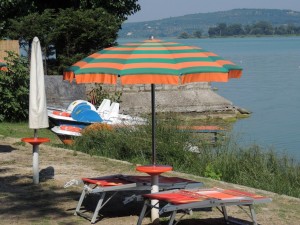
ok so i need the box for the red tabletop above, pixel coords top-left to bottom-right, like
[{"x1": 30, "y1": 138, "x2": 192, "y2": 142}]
[
  {"x1": 136, "y1": 165, "x2": 173, "y2": 175},
  {"x1": 21, "y1": 137, "x2": 50, "y2": 145}
]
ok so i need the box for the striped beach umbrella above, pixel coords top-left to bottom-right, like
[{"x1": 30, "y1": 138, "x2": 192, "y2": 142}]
[{"x1": 64, "y1": 39, "x2": 243, "y2": 165}]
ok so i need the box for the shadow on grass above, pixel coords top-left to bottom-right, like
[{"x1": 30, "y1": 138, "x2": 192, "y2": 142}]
[
  {"x1": 0, "y1": 144, "x2": 17, "y2": 153},
  {"x1": 0, "y1": 173, "x2": 260, "y2": 225},
  {"x1": 76, "y1": 190, "x2": 147, "y2": 222},
  {"x1": 0, "y1": 172, "x2": 149, "y2": 224},
  {"x1": 159, "y1": 217, "x2": 254, "y2": 225},
  {"x1": 0, "y1": 173, "x2": 80, "y2": 223}
]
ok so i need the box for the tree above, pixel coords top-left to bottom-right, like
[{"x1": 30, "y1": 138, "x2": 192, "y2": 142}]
[
  {"x1": 208, "y1": 23, "x2": 227, "y2": 37},
  {"x1": 51, "y1": 8, "x2": 121, "y2": 73},
  {"x1": 0, "y1": 0, "x2": 140, "y2": 21},
  {"x1": 226, "y1": 24, "x2": 244, "y2": 36},
  {"x1": 80, "y1": 0, "x2": 141, "y2": 21},
  {"x1": 208, "y1": 27, "x2": 220, "y2": 37},
  {"x1": 208, "y1": 21, "x2": 300, "y2": 37},
  {"x1": 286, "y1": 24, "x2": 296, "y2": 34},
  {"x1": 244, "y1": 24, "x2": 252, "y2": 34},
  {"x1": 5, "y1": 10, "x2": 56, "y2": 59},
  {"x1": 193, "y1": 30, "x2": 202, "y2": 38},
  {"x1": 274, "y1": 25, "x2": 287, "y2": 35},
  {"x1": 295, "y1": 26, "x2": 300, "y2": 34},
  {"x1": 250, "y1": 21, "x2": 273, "y2": 35},
  {"x1": 178, "y1": 32, "x2": 190, "y2": 39},
  {"x1": 2, "y1": 0, "x2": 140, "y2": 74},
  {"x1": 217, "y1": 23, "x2": 227, "y2": 36}
]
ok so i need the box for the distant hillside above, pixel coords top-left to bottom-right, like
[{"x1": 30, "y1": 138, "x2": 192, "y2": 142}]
[{"x1": 119, "y1": 8, "x2": 300, "y2": 38}]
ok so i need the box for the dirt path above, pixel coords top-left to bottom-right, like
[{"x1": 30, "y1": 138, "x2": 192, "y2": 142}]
[{"x1": 0, "y1": 136, "x2": 299, "y2": 225}]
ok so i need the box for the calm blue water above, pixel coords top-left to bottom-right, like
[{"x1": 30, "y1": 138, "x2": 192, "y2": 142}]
[{"x1": 119, "y1": 37, "x2": 300, "y2": 160}]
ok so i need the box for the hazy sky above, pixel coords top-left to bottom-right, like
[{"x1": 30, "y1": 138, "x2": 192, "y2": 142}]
[{"x1": 127, "y1": 0, "x2": 300, "y2": 22}]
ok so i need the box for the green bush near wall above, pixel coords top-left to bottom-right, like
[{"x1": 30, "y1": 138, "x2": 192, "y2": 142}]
[{"x1": 0, "y1": 51, "x2": 29, "y2": 122}]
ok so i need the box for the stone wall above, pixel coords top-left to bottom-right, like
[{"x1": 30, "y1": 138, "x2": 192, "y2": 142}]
[
  {"x1": 45, "y1": 76, "x2": 87, "y2": 109},
  {"x1": 119, "y1": 83, "x2": 235, "y2": 116},
  {"x1": 45, "y1": 76, "x2": 236, "y2": 116}
]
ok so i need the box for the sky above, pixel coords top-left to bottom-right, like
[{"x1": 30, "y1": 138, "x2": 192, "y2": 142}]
[{"x1": 127, "y1": 0, "x2": 300, "y2": 22}]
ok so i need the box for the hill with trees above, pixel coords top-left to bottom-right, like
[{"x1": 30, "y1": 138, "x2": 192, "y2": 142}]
[{"x1": 119, "y1": 8, "x2": 300, "y2": 38}]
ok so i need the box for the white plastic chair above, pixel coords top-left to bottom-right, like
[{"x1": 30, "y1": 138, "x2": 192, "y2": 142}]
[
  {"x1": 105, "y1": 102, "x2": 120, "y2": 120},
  {"x1": 97, "y1": 99, "x2": 111, "y2": 115}
]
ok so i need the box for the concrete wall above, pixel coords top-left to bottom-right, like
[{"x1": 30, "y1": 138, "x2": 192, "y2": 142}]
[
  {"x1": 119, "y1": 83, "x2": 235, "y2": 115},
  {"x1": 45, "y1": 76, "x2": 87, "y2": 109}
]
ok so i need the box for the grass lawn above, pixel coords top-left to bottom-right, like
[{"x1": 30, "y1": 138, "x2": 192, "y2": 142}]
[{"x1": 0, "y1": 122, "x2": 62, "y2": 145}]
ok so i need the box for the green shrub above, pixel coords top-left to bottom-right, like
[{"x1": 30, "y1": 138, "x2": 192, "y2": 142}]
[
  {"x1": 87, "y1": 84, "x2": 122, "y2": 105},
  {"x1": 0, "y1": 51, "x2": 29, "y2": 122},
  {"x1": 72, "y1": 115, "x2": 300, "y2": 198},
  {"x1": 203, "y1": 138, "x2": 300, "y2": 198},
  {"x1": 204, "y1": 163, "x2": 222, "y2": 180}
]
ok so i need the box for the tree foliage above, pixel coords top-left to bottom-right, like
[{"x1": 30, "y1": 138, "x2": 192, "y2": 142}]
[
  {"x1": 119, "y1": 9, "x2": 300, "y2": 38},
  {"x1": 193, "y1": 30, "x2": 202, "y2": 38},
  {"x1": 178, "y1": 32, "x2": 190, "y2": 39},
  {"x1": 1, "y1": 0, "x2": 140, "y2": 74},
  {"x1": 0, "y1": 52, "x2": 30, "y2": 122},
  {"x1": 0, "y1": 0, "x2": 140, "y2": 21},
  {"x1": 51, "y1": 8, "x2": 121, "y2": 74},
  {"x1": 5, "y1": 10, "x2": 55, "y2": 60},
  {"x1": 208, "y1": 21, "x2": 300, "y2": 37}
]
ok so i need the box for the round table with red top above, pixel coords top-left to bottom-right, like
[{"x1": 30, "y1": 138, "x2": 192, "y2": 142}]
[
  {"x1": 136, "y1": 164, "x2": 173, "y2": 222},
  {"x1": 136, "y1": 164, "x2": 173, "y2": 175},
  {"x1": 21, "y1": 137, "x2": 50, "y2": 145},
  {"x1": 21, "y1": 137, "x2": 50, "y2": 184}
]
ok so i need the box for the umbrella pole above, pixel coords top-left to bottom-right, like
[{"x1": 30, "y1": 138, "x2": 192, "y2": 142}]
[
  {"x1": 150, "y1": 84, "x2": 159, "y2": 221},
  {"x1": 151, "y1": 175, "x2": 159, "y2": 222},
  {"x1": 151, "y1": 84, "x2": 156, "y2": 165},
  {"x1": 33, "y1": 129, "x2": 39, "y2": 184}
]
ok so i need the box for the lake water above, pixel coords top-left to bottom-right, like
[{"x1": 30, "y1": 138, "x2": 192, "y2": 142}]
[{"x1": 119, "y1": 37, "x2": 300, "y2": 161}]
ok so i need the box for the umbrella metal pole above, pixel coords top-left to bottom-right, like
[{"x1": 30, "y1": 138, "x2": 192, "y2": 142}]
[
  {"x1": 151, "y1": 84, "x2": 156, "y2": 165},
  {"x1": 151, "y1": 174, "x2": 159, "y2": 222},
  {"x1": 33, "y1": 129, "x2": 39, "y2": 184},
  {"x1": 151, "y1": 84, "x2": 159, "y2": 221}
]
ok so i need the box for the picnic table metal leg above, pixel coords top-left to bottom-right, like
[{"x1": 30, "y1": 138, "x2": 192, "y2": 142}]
[
  {"x1": 75, "y1": 188, "x2": 88, "y2": 215},
  {"x1": 221, "y1": 205, "x2": 229, "y2": 222},
  {"x1": 214, "y1": 132, "x2": 218, "y2": 143},
  {"x1": 137, "y1": 200, "x2": 149, "y2": 225},
  {"x1": 168, "y1": 210, "x2": 177, "y2": 225},
  {"x1": 91, "y1": 192, "x2": 106, "y2": 224},
  {"x1": 249, "y1": 205, "x2": 258, "y2": 225}
]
